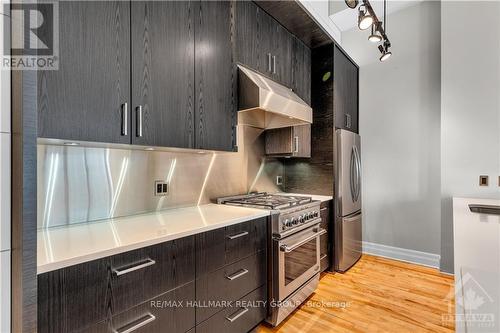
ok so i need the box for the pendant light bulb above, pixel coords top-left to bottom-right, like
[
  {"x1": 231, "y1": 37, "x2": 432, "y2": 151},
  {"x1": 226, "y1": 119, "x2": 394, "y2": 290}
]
[
  {"x1": 368, "y1": 24, "x2": 382, "y2": 42},
  {"x1": 378, "y1": 44, "x2": 392, "y2": 62},
  {"x1": 358, "y1": 5, "x2": 373, "y2": 30}
]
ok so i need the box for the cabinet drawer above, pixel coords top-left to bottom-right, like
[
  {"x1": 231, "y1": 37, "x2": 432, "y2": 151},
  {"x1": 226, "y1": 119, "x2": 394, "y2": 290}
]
[
  {"x1": 196, "y1": 286, "x2": 267, "y2": 333},
  {"x1": 196, "y1": 217, "x2": 267, "y2": 275},
  {"x1": 196, "y1": 250, "x2": 267, "y2": 323},
  {"x1": 38, "y1": 257, "x2": 110, "y2": 333},
  {"x1": 109, "y1": 236, "x2": 195, "y2": 314},
  {"x1": 82, "y1": 282, "x2": 195, "y2": 333},
  {"x1": 38, "y1": 236, "x2": 195, "y2": 333}
]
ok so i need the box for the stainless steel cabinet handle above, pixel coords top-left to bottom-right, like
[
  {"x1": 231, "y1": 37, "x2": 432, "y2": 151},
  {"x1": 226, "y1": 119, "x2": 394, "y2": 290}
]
[
  {"x1": 227, "y1": 231, "x2": 249, "y2": 240},
  {"x1": 121, "y1": 103, "x2": 128, "y2": 136},
  {"x1": 112, "y1": 258, "x2": 156, "y2": 276},
  {"x1": 280, "y1": 228, "x2": 326, "y2": 253},
  {"x1": 272, "y1": 55, "x2": 276, "y2": 74},
  {"x1": 294, "y1": 136, "x2": 299, "y2": 153},
  {"x1": 114, "y1": 313, "x2": 156, "y2": 333},
  {"x1": 345, "y1": 114, "x2": 352, "y2": 129},
  {"x1": 226, "y1": 307, "x2": 249, "y2": 323},
  {"x1": 136, "y1": 105, "x2": 143, "y2": 137},
  {"x1": 226, "y1": 268, "x2": 249, "y2": 281},
  {"x1": 267, "y1": 53, "x2": 272, "y2": 72}
]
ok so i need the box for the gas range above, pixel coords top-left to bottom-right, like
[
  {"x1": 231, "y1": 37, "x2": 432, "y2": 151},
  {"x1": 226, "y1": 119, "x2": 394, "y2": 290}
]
[
  {"x1": 218, "y1": 192, "x2": 324, "y2": 326},
  {"x1": 217, "y1": 192, "x2": 321, "y2": 238}
]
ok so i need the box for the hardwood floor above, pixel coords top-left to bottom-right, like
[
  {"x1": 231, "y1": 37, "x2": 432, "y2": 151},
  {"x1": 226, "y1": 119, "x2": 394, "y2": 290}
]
[{"x1": 258, "y1": 255, "x2": 455, "y2": 333}]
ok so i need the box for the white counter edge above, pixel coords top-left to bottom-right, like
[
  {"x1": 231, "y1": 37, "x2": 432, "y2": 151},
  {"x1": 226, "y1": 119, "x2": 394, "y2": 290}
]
[{"x1": 37, "y1": 209, "x2": 270, "y2": 275}]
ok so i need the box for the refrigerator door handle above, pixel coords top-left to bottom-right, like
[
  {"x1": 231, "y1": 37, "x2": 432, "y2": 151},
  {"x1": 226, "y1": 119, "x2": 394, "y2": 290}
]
[
  {"x1": 350, "y1": 147, "x2": 356, "y2": 202},
  {"x1": 353, "y1": 145, "x2": 361, "y2": 202}
]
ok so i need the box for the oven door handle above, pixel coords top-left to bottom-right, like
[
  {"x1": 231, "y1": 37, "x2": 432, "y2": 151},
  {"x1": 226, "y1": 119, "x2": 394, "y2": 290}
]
[{"x1": 280, "y1": 228, "x2": 326, "y2": 253}]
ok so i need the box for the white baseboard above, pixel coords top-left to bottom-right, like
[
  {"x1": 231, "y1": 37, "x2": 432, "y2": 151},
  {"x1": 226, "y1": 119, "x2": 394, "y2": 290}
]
[{"x1": 362, "y1": 241, "x2": 441, "y2": 269}]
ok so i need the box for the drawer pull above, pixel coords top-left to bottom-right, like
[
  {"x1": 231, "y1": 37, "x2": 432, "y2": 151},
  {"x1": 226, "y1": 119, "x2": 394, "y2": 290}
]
[
  {"x1": 226, "y1": 307, "x2": 249, "y2": 323},
  {"x1": 112, "y1": 258, "x2": 156, "y2": 276},
  {"x1": 226, "y1": 268, "x2": 249, "y2": 281},
  {"x1": 114, "y1": 313, "x2": 156, "y2": 333},
  {"x1": 227, "y1": 231, "x2": 249, "y2": 240}
]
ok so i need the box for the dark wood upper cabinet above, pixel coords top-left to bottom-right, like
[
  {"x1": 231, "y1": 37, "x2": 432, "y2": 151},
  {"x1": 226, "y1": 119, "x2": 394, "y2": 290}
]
[
  {"x1": 235, "y1": 0, "x2": 262, "y2": 72},
  {"x1": 272, "y1": 24, "x2": 294, "y2": 88},
  {"x1": 38, "y1": 1, "x2": 131, "y2": 144},
  {"x1": 37, "y1": 0, "x2": 310, "y2": 151},
  {"x1": 265, "y1": 125, "x2": 311, "y2": 158},
  {"x1": 257, "y1": 6, "x2": 292, "y2": 87},
  {"x1": 292, "y1": 37, "x2": 312, "y2": 105},
  {"x1": 334, "y1": 44, "x2": 359, "y2": 133},
  {"x1": 194, "y1": 1, "x2": 237, "y2": 151},
  {"x1": 235, "y1": 1, "x2": 300, "y2": 91},
  {"x1": 130, "y1": 1, "x2": 195, "y2": 148}
]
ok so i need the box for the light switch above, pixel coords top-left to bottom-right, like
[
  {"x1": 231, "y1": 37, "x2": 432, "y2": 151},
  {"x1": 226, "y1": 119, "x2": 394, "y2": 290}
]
[
  {"x1": 276, "y1": 176, "x2": 283, "y2": 186},
  {"x1": 479, "y1": 175, "x2": 489, "y2": 186}
]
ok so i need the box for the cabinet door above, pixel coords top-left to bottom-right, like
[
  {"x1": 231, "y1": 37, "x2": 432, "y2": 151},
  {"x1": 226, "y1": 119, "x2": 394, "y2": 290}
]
[
  {"x1": 38, "y1": 1, "x2": 131, "y2": 144},
  {"x1": 260, "y1": 12, "x2": 293, "y2": 87},
  {"x1": 131, "y1": 1, "x2": 194, "y2": 148},
  {"x1": 273, "y1": 24, "x2": 293, "y2": 88},
  {"x1": 259, "y1": 10, "x2": 275, "y2": 76},
  {"x1": 334, "y1": 45, "x2": 359, "y2": 133},
  {"x1": 292, "y1": 125, "x2": 311, "y2": 158},
  {"x1": 292, "y1": 37, "x2": 311, "y2": 105},
  {"x1": 265, "y1": 125, "x2": 310, "y2": 158},
  {"x1": 235, "y1": 0, "x2": 261, "y2": 72},
  {"x1": 195, "y1": 1, "x2": 237, "y2": 151}
]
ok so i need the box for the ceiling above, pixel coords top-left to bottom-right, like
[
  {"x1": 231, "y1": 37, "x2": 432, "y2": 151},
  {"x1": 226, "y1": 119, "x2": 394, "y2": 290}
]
[{"x1": 329, "y1": 0, "x2": 422, "y2": 32}]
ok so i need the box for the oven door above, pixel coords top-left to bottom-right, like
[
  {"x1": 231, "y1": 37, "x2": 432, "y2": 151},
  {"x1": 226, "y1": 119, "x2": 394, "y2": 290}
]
[{"x1": 277, "y1": 223, "x2": 326, "y2": 301}]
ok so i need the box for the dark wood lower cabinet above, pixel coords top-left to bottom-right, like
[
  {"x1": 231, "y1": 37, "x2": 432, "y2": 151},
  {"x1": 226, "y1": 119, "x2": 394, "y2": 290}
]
[
  {"x1": 38, "y1": 217, "x2": 268, "y2": 333},
  {"x1": 196, "y1": 250, "x2": 267, "y2": 323},
  {"x1": 196, "y1": 286, "x2": 267, "y2": 333},
  {"x1": 81, "y1": 282, "x2": 195, "y2": 333}
]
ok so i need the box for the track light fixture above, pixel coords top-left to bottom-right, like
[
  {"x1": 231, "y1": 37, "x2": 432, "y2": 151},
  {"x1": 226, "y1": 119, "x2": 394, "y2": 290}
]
[
  {"x1": 358, "y1": 5, "x2": 373, "y2": 30},
  {"x1": 368, "y1": 23, "x2": 382, "y2": 43},
  {"x1": 378, "y1": 44, "x2": 391, "y2": 62},
  {"x1": 347, "y1": 0, "x2": 393, "y2": 62}
]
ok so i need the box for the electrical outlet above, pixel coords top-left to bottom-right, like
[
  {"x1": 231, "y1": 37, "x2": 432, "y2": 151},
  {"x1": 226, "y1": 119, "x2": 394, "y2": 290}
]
[
  {"x1": 155, "y1": 180, "x2": 169, "y2": 196},
  {"x1": 479, "y1": 175, "x2": 489, "y2": 187},
  {"x1": 276, "y1": 175, "x2": 283, "y2": 186}
]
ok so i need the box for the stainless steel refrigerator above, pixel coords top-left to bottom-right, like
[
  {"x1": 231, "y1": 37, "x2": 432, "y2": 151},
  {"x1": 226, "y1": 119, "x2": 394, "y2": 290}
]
[{"x1": 334, "y1": 129, "x2": 362, "y2": 272}]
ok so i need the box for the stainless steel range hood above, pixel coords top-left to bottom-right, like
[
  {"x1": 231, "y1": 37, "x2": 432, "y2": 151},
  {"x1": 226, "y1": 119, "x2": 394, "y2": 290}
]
[{"x1": 237, "y1": 65, "x2": 312, "y2": 129}]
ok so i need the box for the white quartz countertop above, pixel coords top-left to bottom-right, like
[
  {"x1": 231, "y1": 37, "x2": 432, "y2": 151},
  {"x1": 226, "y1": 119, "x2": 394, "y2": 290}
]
[
  {"x1": 37, "y1": 204, "x2": 270, "y2": 274},
  {"x1": 453, "y1": 197, "x2": 500, "y2": 332},
  {"x1": 278, "y1": 192, "x2": 333, "y2": 203}
]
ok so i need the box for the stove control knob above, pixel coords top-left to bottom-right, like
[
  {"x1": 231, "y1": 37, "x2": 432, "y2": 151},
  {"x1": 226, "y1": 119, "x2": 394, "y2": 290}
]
[
  {"x1": 313, "y1": 211, "x2": 319, "y2": 218},
  {"x1": 291, "y1": 218, "x2": 298, "y2": 225},
  {"x1": 299, "y1": 215, "x2": 305, "y2": 223},
  {"x1": 284, "y1": 219, "x2": 291, "y2": 228}
]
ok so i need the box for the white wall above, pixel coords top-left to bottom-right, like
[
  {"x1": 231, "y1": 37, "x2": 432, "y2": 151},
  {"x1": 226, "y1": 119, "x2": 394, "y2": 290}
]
[
  {"x1": 440, "y1": 2, "x2": 500, "y2": 273},
  {"x1": 341, "y1": 1, "x2": 442, "y2": 259}
]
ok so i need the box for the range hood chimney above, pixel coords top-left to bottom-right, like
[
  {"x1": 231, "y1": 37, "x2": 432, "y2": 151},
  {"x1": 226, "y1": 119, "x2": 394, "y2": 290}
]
[{"x1": 237, "y1": 65, "x2": 312, "y2": 129}]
